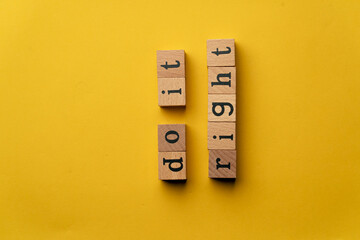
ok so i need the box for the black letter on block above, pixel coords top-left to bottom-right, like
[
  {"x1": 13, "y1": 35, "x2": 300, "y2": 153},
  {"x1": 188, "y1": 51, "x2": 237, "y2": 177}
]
[
  {"x1": 163, "y1": 157, "x2": 183, "y2": 172},
  {"x1": 212, "y1": 102, "x2": 234, "y2": 116},
  {"x1": 211, "y1": 72, "x2": 231, "y2": 87},
  {"x1": 167, "y1": 88, "x2": 182, "y2": 95},
  {"x1": 219, "y1": 134, "x2": 233, "y2": 140},
  {"x1": 216, "y1": 158, "x2": 230, "y2": 169},
  {"x1": 211, "y1": 47, "x2": 231, "y2": 56},
  {"x1": 165, "y1": 130, "x2": 179, "y2": 144},
  {"x1": 161, "y1": 60, "x2": 180, "y2": 69}
]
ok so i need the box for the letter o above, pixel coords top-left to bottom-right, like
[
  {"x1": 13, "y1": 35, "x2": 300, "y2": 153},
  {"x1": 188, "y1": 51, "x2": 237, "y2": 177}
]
[{"x1": 165, "y1": 130, "x2": 179, "y2": 144}]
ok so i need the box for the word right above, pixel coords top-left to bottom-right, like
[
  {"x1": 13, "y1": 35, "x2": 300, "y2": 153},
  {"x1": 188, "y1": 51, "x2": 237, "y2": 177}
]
[{"x1": 207, "y1": 39, "x2": 236, "y2": 179}]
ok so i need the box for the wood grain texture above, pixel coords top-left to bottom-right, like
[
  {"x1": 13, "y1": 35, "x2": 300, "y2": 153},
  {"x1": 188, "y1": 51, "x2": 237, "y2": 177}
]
[
  {"x1": 209, "y1": 150, "x2": 236, "y2": 178},
  {"x1": 208, "y1": 122, "x2": 236, "y2": 149},
  {"x1": 158, "y1": 151, "x2": 186, "y2": 180},
  {"x1": 207, "y1": 39, "x2": 235, "y2": 67},
  {"x1": 158, "y1": 124, "x2": 186, "y2": 152},
  {"x1": 158, "y1": 78, "x2": 186, "y2": 107},
  {"x1": 208, "y1": 94, "x2": 236, "y2": 122},
  {"x1": 208, "y1": 67, "x2": 236, "y2": 94},
  {"x1": 157, "y1": 50, "x2": 185, "y2": 78}
]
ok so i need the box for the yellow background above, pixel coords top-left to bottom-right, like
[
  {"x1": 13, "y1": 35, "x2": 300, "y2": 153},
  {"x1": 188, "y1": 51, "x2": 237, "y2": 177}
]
[{"x1": 1, "y1": 0, "x2": 360, "y2": 239}]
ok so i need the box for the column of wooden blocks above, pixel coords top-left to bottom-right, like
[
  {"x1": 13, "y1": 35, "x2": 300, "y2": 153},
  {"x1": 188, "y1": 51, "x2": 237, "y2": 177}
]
[
  {"x1": 158, "y1": 124, "x2": 186, "y2": 180},
  {"x1": 157, "y1": 50, "x2": 186, "y2": 107},
  {"x1": 207, "y1": 39, "x2": 237, "y2": 179}
]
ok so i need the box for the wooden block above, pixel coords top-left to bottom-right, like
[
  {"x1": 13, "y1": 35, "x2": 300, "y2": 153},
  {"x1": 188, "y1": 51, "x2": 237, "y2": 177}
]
[
  {"x1": 158, "y1": 124, "x2": 186, "y2": 152},
  {"x1": 208, "y1": 122, "x2": 236, "y2": 149},
  {"x1": 208, "y1": 67, "x2": 236, "y2": 94},
  {"x1": 158, "y1": 78, "x2": 186, "y2": 107},
  {"x1": 209, "y1": 150, "x2": 236, "y2": 178},
  {"x1": 208, "y1": 94, "x2": 236, "y2": 122},
  {"x1": 207, "y1": 39, "x2": 235, "y2": 67},
  {"x1": 157, "y1": 50, "x2": 185, "y2": 78},
  {"x1": 159, "y1": 152, "x2": 186, "y2": 180}
]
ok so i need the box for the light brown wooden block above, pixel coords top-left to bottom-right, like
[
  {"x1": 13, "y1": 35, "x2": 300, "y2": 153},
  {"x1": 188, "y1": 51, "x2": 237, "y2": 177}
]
[
  {"x1": 207, "y1": 39, "x2": 235, "y2": 67},
  {"x1": 209, "y1": 150, "x2": 236, "y2": 178},
  {"x1": 158, "y1": 78, "x2": 186, "y2": 107},
  {"x1": 157, "y1": 50, "x2": 185, "y2": 78},
  {"x1": 158, "y1": 124, "x2": 186, "y2": 152},
  {"x1": 159, "y1": 152, "x2": 186, "y2": 180},
  {"x1": 208, "y1": 67, "x2": 236, "y2": 94},
  {"x1": 208, "y1": 122, "x2": 236, "y2": 149},
  {"x1": 208, "y1": 94, "x2": 236, "y2": 122}
]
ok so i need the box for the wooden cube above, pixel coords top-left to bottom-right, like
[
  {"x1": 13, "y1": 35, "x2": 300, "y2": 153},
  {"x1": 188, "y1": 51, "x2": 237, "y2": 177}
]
[
  {"x1": 158, "y1": 124, "x2": 186, "y2": 152},
  {"x1": 208, "y1": 94, "x2": 236, "y2": 122},
  {"x1": 208, "y1": 122, "x2": 236, "y2": 149},
  {"x1": 157, "y1": 50, "x2": 185, "y2": 78},
  {"x1": 209, "y1": 150, "x2": 236, "y2": 178},
  {"x1": 208, "y1": 67, "x2": 236, "y2": 94},
  {"x1": 158, "y1": 78, "x2": 186, "y2": 107},
  {"x1": 207, "y1": 39, "x2": 235, "y2": 67},
  {"x1": 159, "y1": 152, "x2": 186, "y2": 180}
]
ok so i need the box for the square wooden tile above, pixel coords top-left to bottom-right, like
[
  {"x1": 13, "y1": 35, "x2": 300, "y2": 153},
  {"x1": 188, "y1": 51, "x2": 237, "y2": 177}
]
[
  {"x1": 208, "y1": 94, "x2": 236, "y2": 122},
  {"x1": 158, "y1": 78, "x2": 186, "y2": 107},
  {"x1": 159, "y1": 152, "x2": 186, "y2": 180},
  {"x1": 208, "y1": 67, "x2": 236, "y2": 94},
  {"x1": 157, "y1": 50, "x2": 185, "y2": 78},
  {"x1": 209, "y1": 150, "x2": 236, "y2": 178},
  {"x1": 158, "y1": 124, "x2": 186, "y2": 152},
  {"x1": 207, "y1": 39, "x2": 235, "y2": 67},
  {"x1": 208, "y1": 122, "x2": 236, "y2": 149}
]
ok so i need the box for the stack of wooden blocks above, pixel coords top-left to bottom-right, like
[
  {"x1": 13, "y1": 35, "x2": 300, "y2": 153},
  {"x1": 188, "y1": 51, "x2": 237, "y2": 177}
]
[
  {"x1": 157, "y1": 50, "x2": 187, "y2": 180},
  {"x1": 158, "y1": 124, "x2": 186, "y2": 180},
  {"x1": 156, "y1": 50, "x2": 186, "y2": 107},
  {"x1": 207, "y1": 39, "x2": 237, "y2": 179}
]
